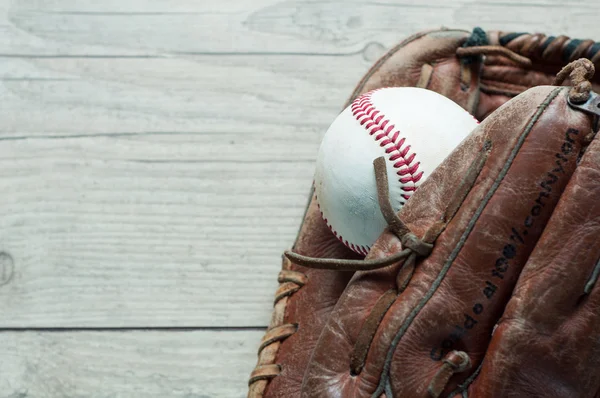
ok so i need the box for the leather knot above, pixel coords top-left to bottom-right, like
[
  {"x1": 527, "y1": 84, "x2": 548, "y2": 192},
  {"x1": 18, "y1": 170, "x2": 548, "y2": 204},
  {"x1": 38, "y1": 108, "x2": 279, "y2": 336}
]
[
  {"x1": 571, "y1": 80, "x2": 593, "y2": 104},
  {"x1": 553, "y1": 58, "x2": 596, "y2": 104},
  {"x1": 401, "y1": 233, "x2": 434, "y2": 257},
  {"x1": 427, "y1": 350, "x2": 472, "y2": 398},
  {"x1": 443, "y1": 350, "x2": 471, "y2": 372}
]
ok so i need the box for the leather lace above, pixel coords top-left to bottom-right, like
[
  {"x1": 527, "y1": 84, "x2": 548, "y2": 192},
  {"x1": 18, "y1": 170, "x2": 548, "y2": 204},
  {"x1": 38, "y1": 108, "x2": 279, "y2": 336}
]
[
  {"x1": 497, "y1": 32, "x2": 600, "y2": 65},
  {"x1": 455, "y1": 27, "x2": 533, "y2": 67},
  {"x1": 457, "y1": 28, "x2": 600, "y2": 70},
  {"x1": 456, "y1": 45, "x2": 532, "y2": 67},
  {"x1": 248, "y1": 267, "x2": 307, "y2": 393}
]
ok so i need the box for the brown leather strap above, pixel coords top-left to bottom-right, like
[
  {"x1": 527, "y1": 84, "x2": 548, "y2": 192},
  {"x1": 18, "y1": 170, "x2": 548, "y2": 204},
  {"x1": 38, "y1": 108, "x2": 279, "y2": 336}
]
[
  {"x1": 350, "y1": 289, "x2": 398, "y2": 375},
  {"x1": 248, "y1": 364, "x2": 282, "y2": 385},
  {"x1": 284, "y1": 248, "x2": 412, "y2": 271},
  {"x1": 258, "y1": 324, "x2": 298, "y2": 353},
  {"x1": 457, "y1": 45, "x2": 532, "y2": 66},
  {"x1": 277, "y1": 269, "x2": 307, "y2": 285},
  {"x1": 374, "y1": 156, "x2": 411, "y2": 238},
  {"x1": 497, "y1": 31, "x2": 600, "y2": 66},
  {"x1": 274, "y1": 270, "x2": 308, "y2": 302}
]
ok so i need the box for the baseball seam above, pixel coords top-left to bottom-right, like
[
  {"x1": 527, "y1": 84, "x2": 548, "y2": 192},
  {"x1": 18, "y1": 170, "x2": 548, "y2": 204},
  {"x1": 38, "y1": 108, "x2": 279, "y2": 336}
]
[
  {"x1": 351, "y1": 90, "x2": 424, "y2": 198},
  {"x1": 316, "y1": 196, "x2": 370, "y2": 256},
  {"x1": 320, "y1": 89, "x2": 425, "y2": 256}
]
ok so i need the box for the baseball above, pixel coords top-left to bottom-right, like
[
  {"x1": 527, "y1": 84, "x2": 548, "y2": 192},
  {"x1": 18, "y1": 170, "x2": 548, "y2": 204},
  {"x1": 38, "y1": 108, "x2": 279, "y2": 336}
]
[{"x1": 314, "y1": 87, "x2": 479, "y2": 255}]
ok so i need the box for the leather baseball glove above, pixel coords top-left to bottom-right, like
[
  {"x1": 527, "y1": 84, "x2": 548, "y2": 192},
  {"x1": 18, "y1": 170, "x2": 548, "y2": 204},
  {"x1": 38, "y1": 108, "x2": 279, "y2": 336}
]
[{"x1": 248, "y1": 27, "x2": 600, "y2": 398}]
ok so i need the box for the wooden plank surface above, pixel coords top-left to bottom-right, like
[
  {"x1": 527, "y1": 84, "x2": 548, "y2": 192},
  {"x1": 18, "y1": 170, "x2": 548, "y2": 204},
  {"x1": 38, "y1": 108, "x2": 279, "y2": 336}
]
[
  {"x1": 2, "y1": 0, "x2": 599, "y2": 329},
  {"x1": 1, "y1": 0, "x2": 600, "y2": 396},
  {"x1": 0, "y1": 330, "x2": 262, "y2": 398},
  {"x1": 2, "y1": 0, "x2": 598, "y2": 55},
  {"x1": 0, "y1": 130, "x2": 313, "y2": 327}
]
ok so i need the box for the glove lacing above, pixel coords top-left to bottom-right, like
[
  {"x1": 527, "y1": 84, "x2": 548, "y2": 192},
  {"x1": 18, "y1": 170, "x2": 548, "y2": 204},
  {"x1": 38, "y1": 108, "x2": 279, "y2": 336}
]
[{"x1": 456, "y1": 27, "x2": 600, "y2": 69}]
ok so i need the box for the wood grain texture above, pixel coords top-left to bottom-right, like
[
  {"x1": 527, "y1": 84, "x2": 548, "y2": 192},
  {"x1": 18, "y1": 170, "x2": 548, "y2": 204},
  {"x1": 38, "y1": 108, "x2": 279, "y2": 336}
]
[
  {"x1": 0, "y1": 135, "x2": 310, "y2": 327},
  {"x1": 0, "y1": 330, "x2": 262, "y2": 398},
  {"x1": 1, "y1": 0, "x2": 600, "y2": 395},
  {"x1": 2, "y1": 0, "x2": 598, "y2": 56}
]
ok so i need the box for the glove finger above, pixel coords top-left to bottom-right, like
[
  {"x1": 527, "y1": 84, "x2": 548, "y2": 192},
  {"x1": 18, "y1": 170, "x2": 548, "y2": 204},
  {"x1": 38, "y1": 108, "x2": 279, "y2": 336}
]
[{"x1": 458, "y1": 120, "x2": 600, "y2": 397}]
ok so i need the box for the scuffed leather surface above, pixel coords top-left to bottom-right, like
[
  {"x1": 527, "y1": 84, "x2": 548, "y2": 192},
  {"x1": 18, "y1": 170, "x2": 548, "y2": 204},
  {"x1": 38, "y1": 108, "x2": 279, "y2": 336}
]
[
  {"x1": 302, "y1": 86, "x2": 594, "y2": 397},
  {"x1": 255, "y1": 27, "x2": 600, "y2": 398},
  {"x1": 455, "y1": 112, "x2": 600, "y2": 398}
]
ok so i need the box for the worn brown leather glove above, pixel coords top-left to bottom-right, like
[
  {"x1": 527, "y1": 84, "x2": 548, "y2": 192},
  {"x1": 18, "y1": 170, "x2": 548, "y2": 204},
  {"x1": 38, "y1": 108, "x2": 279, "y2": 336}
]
[{"x1": 248, "y1": 27, "x2": 600, "y2": 398}]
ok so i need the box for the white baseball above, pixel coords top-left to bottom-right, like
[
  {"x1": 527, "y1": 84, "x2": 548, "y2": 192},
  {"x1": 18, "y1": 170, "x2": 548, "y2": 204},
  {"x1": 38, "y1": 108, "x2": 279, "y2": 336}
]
[{"x1": 314, "y1": 87, "x2": 479, "y2": 255}]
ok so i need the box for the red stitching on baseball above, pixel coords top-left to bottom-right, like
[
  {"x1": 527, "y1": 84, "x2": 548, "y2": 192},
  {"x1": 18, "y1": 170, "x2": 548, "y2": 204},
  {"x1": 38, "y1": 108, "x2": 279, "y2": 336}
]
[
  {"x1": 351, "y1": 90, "x2": 422, "y2": 204},
  {"x1": 321, "y1": 88, "x2": 455, "y2": 257}
]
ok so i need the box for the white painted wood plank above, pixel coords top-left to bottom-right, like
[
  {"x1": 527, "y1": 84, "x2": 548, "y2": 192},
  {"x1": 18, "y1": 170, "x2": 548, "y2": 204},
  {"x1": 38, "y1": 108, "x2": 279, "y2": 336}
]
[
  {"x1": 0, "y1": 135, "x2": 314, "y2": 327},
  {"x1": 0, "y1": 330, "x2": 261, "y2": 398},
  {"x1": 1, "y1": 0, "x2": 599, "y2": 56},
  {"x1": 0, "y1": 55, "x2": 369, "y2": 135}
]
